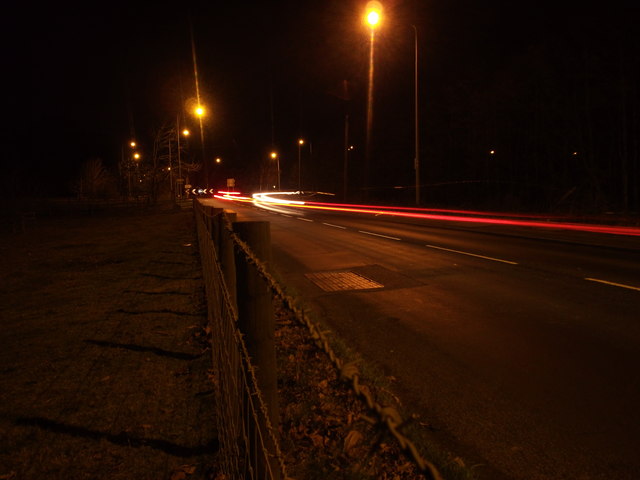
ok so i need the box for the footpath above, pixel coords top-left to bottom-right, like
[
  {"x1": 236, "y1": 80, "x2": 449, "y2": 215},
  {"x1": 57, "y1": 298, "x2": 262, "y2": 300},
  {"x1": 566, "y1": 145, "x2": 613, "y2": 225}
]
[{"x1": 0, "y1": 204, "x2": 217, "y2": 480}]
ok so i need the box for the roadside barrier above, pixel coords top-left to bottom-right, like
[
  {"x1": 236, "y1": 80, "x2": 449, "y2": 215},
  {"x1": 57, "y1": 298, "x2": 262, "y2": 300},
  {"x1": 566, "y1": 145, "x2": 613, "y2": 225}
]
[
  {"x1": 194, "y1": 199, "x2": 442, "y2": 480},
  {"x1": 195, "y1": 202, "x2": 287, "y2": 480}
]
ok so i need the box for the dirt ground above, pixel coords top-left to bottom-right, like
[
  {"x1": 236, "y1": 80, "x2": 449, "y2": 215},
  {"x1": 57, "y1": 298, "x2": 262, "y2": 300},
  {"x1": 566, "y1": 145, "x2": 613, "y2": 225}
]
[{"x1": 0, "y1": 204, "x2": 217, "y2": 480}]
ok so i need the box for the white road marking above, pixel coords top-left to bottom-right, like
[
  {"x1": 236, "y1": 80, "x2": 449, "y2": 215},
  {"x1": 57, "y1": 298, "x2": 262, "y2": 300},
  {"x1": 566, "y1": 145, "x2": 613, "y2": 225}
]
[
  {"x1": 359, "y1": 230, "x2": 402, "y2": 241},
  {"x1": 297, "y1": 217, "x2": 313, "y2": 222},
  {"x1": 425, "y1": 244, "x2": 518, "y2": 265},
  {"x1": 585, "y1": 277, "x2": 640, "y2": 292},
  {"x1": 323, "y1": 222, "x2": 347, "y2": 229}
]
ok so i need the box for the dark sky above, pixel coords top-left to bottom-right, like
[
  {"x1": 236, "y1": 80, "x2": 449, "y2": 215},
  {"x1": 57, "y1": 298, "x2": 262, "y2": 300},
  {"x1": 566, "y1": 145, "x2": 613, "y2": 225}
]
[{"x1": 22, "y1": 1, "x2": 639, "y2": 199}]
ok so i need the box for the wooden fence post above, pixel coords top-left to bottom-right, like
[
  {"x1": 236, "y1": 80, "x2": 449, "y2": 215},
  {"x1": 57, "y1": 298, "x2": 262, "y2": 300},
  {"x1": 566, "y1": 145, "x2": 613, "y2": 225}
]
[
  {"x1": 219, "y1": 211, "x2": 237, "y2": 312},
  {"x1": 233, "y1": 220, "x2": 279, "y2": 479}
]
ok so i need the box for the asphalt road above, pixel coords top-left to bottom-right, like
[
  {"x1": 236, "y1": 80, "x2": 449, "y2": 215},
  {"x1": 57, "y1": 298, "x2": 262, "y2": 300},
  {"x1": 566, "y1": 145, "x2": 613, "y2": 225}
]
[{"x1": 203, "y1": 197, "x2": 640, "y2": 480}]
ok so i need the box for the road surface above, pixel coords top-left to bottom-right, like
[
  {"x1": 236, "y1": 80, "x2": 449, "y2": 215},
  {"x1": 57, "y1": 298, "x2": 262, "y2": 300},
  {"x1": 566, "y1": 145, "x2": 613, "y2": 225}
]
[{"x1": 203, "y1": 197, "x2": 640, "y2": 480}]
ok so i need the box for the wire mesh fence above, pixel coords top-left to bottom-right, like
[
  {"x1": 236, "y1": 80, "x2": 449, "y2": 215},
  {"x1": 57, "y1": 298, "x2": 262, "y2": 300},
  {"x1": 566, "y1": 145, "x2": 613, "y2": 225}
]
[
  {"x1": 195, "y1": 202, "x2": 287, "y2": 480},
  {"x1": 194, "y1": 199, "x2": 443, "y2": 480}
]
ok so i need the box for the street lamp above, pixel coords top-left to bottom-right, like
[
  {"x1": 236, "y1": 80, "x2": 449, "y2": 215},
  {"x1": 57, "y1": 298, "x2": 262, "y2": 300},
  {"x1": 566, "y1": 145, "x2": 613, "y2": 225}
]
[
  {"x1": 270, "y1": 151, "x2": 280, "y2": 190},
  {"x1": 297, "y1": 139, "x2": 305, "y2": 191},
  {"x1": 412, "y1": 24, "x2": 420, "y2": 206},
  {"x1": 365, "y1": 2, "x2": 382, "y2": 28},
  {"x1": 175, "y1": 116, "x2": 192, "y2": 200},
  {"x1": 364, "y1": 1, "x2": 382, "y2": 194},
  {"x1": 215, "y1": 157, "x2": 222, "y2": 164},
  {"x1": 190, "y1": 103, "x2": 207, "y2": 185}
]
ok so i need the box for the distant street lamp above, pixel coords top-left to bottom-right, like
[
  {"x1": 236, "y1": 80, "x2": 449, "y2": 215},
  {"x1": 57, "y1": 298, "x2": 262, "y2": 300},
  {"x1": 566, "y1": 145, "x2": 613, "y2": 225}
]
[
  {"x1": 297, "y1": 139, "x2": 305, "y2": 191},
  {"x1": 191, "y1": 103, "x2": 207, "y2": 184},
  {"x1": 364, "y1": 1, "x2": 382, "y2": 194},
  {"x1": 175, "y1": 116, "x2": 192, "y2": 199},
  {"x1": 412, "y1": 24, "x2": 420, "y2": 206},
  {"x1": 124, "y1": 140, "x2": 139, "y2": 198},
  {"x1": 215, "y1": 157, "x2": 222, "y2": 164},
  {"x1": 271, "y1": 151, "x2": 280, "y2": 190}
]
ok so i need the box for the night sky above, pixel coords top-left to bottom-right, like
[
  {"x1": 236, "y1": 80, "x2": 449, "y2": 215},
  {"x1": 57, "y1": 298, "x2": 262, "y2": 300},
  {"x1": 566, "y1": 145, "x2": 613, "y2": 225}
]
[{"x1": 22, "y1": 1, "x2": 640, "y2": 211}]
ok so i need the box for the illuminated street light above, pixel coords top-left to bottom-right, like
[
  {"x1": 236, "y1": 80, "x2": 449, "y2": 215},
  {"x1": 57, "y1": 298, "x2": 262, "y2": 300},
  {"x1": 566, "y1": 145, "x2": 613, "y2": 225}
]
[
  {"x1": 130, "y1": 141, "x2": 136, "y2": 148},
  {"x1": 411, "y1": 24, "x2": 421, "y2": 206},
  {"x1": 270, "y1": 151, "x2": 280, "y2": 190},
  {"x1": 175, "y1": 116, "x2": 193, "y2": 200},
  {"x1": 133, "y1": 152, "x2": 141, "y2": 160},
  {"x1": 215, "y1": 157, "x2": 222, "y2": 164},
  {"x1": 365, "y1": 1, "x2": 382, "y2": 28},
  {"x1": 190, "y1": 103, "x2": 207, "y2": 184},
  {"x1": 297, "y1": 139, "x2": 305, "y2": 191},
  {"x1": 364, "y1": 1, "x2": 383, "y2": 194}
]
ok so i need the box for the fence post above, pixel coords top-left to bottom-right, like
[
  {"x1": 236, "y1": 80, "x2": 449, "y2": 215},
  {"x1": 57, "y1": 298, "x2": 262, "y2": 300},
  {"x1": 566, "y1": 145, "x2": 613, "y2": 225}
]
[
  {"x1": 209, "y1": 208, "x2": 224, "y2": 255},
  {"x1": 219, "y1": 211, "x2": 237, "y2": 312},
  {"x1": 233, "y1": 220, "x2": 279, "y2": 479}
]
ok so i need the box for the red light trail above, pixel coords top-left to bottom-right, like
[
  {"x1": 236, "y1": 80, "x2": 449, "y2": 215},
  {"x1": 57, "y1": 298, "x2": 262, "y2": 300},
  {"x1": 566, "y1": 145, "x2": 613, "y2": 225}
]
[{"x1": 213, "y1": 191, "x2": 640, "y2": 238}]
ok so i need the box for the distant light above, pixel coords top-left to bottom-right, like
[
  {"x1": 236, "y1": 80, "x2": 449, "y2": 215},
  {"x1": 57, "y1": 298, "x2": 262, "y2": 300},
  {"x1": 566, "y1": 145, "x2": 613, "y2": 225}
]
[
  {"x1": 270, "y1": 152, "x2": 277, "y2": 159},
  {"x1": 215, "y1": 157, "x2": 222, "y2": 164},
  {"x1": 133, "y1": 152, "x2": 141, "y2": 160},
  {"x1": 572, "y1": 151, "x2": 578, "y2": 156},
  {"x1": 489, "y1": 150, "x2": 495, "y2": 155},
  {"x1": 195, "y1": 105, "x2": 205, "y2": 117},
  {"x1": 130, "y1": 141, "x2": 136, "y2": 148},
  {"x1": 365, "y1": 1, "x2": 383, "y2": 28},
  {"x1": 182, "y1": 129, "x2": 190, "y2": 136},
  {"x1": 298, "y1": 139, "x2": 305, "y2": 145}
]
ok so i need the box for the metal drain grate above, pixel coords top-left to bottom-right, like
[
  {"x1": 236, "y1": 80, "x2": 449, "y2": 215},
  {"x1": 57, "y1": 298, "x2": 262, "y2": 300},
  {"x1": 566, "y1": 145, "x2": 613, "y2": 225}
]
[{"x1": 305, "y1": 271, "x2": 384, "y2": 292}]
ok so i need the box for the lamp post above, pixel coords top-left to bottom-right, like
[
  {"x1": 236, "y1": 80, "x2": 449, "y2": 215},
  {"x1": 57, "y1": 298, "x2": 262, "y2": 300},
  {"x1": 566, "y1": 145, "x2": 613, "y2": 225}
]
[
  {"x1": 297, "y1": 139, "x2": 304, "y2": 191},
  {"x1": 192, "y1": 103, "x2": 207, "y2": 185},
  {"x1": 125, "y1": 141, "x2": 138, "y2": 198},
  {"x1": 176, "y1": 115, "x2": 190, "y2": 199},
  {"x1": 412, "y1": 24, "x2": 420, "y2": 206},
  {"x1": 364, "y1": 2, "x2": 382, "y2": 196},
  {"x1": 271, "y1": 151, "x2": 280, "y2": 190}
]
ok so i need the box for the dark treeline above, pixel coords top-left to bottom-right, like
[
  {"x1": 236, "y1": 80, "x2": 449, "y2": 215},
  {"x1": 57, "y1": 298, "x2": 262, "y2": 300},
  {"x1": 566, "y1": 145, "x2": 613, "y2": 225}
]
[{"x1": 419, "y1": 9, "x2": 640, "y2": 214}]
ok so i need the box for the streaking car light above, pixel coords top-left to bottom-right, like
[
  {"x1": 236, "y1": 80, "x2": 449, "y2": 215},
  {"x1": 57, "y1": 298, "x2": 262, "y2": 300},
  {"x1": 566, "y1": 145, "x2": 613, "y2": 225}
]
[
  {"x1": 251, "y1": 192, "x2": 305, "y2": 215},
  {"x1": 216, "y1": 192, "x2": 640, "y2": 237}
]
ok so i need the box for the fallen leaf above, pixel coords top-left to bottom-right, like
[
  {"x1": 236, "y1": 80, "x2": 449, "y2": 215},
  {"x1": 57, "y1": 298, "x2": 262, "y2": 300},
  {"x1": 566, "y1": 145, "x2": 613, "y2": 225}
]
[{"x1": 343, "y1": 430, "x2": 363, "y2": 455}]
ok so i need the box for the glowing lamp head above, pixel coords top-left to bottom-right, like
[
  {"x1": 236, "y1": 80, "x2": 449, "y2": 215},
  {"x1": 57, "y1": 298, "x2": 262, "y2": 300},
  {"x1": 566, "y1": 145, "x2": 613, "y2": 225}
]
[
  {"x1": 130, "y1": 141, "x2": 136, "y2": 148},
  {"x1": 133, "y1": 152, "x2": 141, "y2": 160},
  {"x1": 182, "y1": 129, "x2": 190, "y2": 136},
  {"x1": 270, "y1": 152, "x2": 277, "y2": 159},
  {"x1": 365, "y1": 1, "x2": 382, "y2": 28},
  {"x1": 298, "y1": 139, "x2": 305, "y2": 145},
  {"x1": 195, "y1": 105, "x2": 205, "y2": 117}
]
